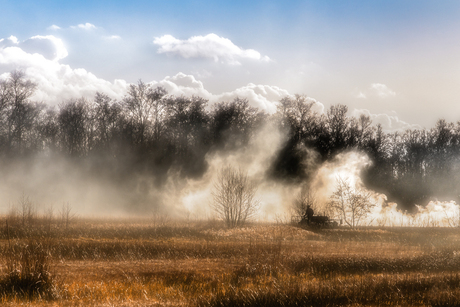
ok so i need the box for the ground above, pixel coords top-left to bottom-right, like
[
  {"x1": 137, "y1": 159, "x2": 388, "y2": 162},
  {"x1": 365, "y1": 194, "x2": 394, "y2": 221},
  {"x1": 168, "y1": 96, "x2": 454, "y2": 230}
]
[{"x1": 1, "y1": 218, "x2": 460, "y2": 306}]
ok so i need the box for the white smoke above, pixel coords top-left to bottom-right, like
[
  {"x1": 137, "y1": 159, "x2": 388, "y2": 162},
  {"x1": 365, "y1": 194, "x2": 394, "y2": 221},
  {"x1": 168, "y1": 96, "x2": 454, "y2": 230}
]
[
  {"x1": 176, "y1": 122, "x2": 288, "y2": 220},
  {"x1": 310, "y1": 151, "x2": 459, "y2": 227}
]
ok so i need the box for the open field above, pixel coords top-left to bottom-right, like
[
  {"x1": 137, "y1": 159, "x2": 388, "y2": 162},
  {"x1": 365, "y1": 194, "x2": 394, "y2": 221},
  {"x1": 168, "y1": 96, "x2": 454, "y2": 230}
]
[{"x1": 2, "y1": 218, "x2": 460, "y2": 306}]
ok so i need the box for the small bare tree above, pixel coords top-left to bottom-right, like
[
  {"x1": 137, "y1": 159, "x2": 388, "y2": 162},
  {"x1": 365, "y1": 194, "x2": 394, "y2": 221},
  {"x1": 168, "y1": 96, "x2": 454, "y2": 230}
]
[
  {"x1": 18, "y1": 193, "x2": 35, "y2": 227},
  {"x1": 60, "y1": 202, "x2": 75, "y2": 230},
  {"x1": 327, "y1": 176, "x2": 375, "y2": 229},
  {"x1": 212, "y1": 166, "x2": 260, "y2": 228},
  {"x1": 44, "y1": 204, "x2": 54, "y2": 232}
]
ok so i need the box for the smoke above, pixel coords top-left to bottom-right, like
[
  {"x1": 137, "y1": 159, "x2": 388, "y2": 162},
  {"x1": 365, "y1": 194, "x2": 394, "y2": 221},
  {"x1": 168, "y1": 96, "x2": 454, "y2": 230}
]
[
  {"x1": 308, "y1": 151, "x2": 460, "y2": 227},
  {"x1": 172, "y1": 122, "x2": 289, "y2": 220},
  {"x1": 0, "y1": 154, "x2": 155, "y2": 216},
  {"x1": 1, "y1": 118, "x2": 458, "y2": 227},
  {"x1": 310, "y1": 151, "x2": 373, "y2": 211}
]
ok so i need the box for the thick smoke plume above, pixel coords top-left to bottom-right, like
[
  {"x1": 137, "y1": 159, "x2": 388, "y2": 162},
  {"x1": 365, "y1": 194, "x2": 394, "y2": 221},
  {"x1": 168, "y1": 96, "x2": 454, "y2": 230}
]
[{"x1": 310, "y1": 151, "x2": 459, "y2": 227}]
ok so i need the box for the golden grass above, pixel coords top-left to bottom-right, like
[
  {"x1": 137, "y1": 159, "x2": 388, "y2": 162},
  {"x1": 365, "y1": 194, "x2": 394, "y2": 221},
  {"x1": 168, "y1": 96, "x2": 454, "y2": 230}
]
[{"x1": 2, "y1": 218, "x2": 460, "y2": 306}]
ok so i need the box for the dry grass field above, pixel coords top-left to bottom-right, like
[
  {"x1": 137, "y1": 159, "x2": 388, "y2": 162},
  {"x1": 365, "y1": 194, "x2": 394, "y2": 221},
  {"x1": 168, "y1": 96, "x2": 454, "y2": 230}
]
[{"x1": 2, "y1": 217, "x2": 460, "y2": 306}]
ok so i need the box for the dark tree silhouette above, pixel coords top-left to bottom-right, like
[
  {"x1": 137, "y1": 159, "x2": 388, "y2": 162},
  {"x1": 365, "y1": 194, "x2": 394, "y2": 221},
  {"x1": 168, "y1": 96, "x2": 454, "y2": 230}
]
[
  {"x1": 58, "y1": 99, "x2": 90, "y2": 157},
  {"x1": 122, "y1": 80, "x2": 167, "y2": 146},
  {"x1": 210, "y1": 97, "x2": 265, "y2": 151}
]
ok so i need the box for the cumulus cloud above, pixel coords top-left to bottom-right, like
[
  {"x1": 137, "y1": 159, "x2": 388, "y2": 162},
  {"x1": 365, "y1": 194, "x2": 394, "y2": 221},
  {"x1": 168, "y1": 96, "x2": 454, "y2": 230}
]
[
  {"x1": 10, "y1": 36, "x2": 19, "y2": 44},
  {"x1": 148, "y1": 72, "x2": 292, "y2": 114},
  {"x1": 0, "y1": 37, "x2": 16, "y2": 48},
  {"x1": 0, "y1": 36, "x2": 413, "y2": 132},
  {"x1": 0, "y1": 38, "x2": 127, "y2": 103},
  {"x1": 152, "y1": 73, "x2": 211, "y2": 98},
  {"x1": 0, "y1": 32, "x2": 315, "y2": 118},
  {"x1": 352, "y1": 109, "x2": 421, "y2": 132},
  {"x1": 24, "y1": 35, "x2": 68, "y2": 61},
  {"x1": 0, "y1": 37, "x2": 284, "y2": 111},
  {"x1": 213, "y1": 84, "x2": 291, "y2": 113},
  {"x1": 153, "y1": 33, "x2": 271, "y2": 65},
  {"x1": 0, "y1": 35, "x2": 67, "y2": 61},
  {"x1": 371, "y1": 83, "x2": 396, "y2": 98},
  {"x1": 71, "y1": 23, "x2": 97, "y2": 30}
]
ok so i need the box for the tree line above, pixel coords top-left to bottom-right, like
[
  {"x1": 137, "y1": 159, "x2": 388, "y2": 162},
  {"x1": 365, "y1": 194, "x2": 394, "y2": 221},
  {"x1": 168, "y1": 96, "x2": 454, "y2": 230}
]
[{"x1": 1, "y1": 70, "x2": 459, "y2": 211}]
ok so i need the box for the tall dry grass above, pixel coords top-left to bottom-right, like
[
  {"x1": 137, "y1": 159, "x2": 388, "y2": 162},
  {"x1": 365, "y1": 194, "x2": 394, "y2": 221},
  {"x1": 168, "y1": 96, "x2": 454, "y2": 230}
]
[
  {"x1": 2, "y1": 215, "x2": 460, "y2": 306},
  {"x1": 0, "y1": 240, "x2": 57, "y2": 301}
]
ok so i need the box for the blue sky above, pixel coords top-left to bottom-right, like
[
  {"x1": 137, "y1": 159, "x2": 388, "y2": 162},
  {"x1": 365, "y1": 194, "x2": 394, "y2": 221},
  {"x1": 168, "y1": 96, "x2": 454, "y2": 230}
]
[{"x1": 1, "y1": 0, "x2": 460, "y2": 129}]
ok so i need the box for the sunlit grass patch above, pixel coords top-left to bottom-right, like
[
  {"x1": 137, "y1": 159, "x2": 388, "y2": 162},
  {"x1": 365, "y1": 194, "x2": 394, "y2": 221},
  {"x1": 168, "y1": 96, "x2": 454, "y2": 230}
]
[{"x1": 3, "y1": 220, "x2": 460, "y2": 306}]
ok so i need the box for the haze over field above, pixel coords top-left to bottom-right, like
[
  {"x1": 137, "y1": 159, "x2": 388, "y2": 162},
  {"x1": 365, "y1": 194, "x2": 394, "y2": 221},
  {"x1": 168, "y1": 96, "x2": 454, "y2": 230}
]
[{"x1": 2, "y1": 0, "x2": 460, "y2": 224}]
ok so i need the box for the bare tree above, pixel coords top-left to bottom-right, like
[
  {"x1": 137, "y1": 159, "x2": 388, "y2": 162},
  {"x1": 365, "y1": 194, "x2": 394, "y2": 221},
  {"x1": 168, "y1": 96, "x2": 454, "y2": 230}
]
[
  {"x1": 60, "y1": 202, "x2": 75, "y2": 230},
  {"x1": 327, "y1": 176, "x2": 375, "y2": 229},
  {"x1": 211, "y1": 166, "x2": 260, "y2": 228},
  {"x1": 44, "y1": 204, "x2": 54, "y2": 232},
  {"x1": 92, "y1": 92, "x2": 123, "y2": 150},
  {"x1": 18, "y1": 193, "x2": 35, "y2": 227},
  {"x1": 122, "y1": 81, "x2": 167, "y2": 144},
  {"x1": 0, "y1": 70, "x2": 40, "y2": 154},
  {"x1": 58, "y1": 99, "x2": 90, "y2": 157}
]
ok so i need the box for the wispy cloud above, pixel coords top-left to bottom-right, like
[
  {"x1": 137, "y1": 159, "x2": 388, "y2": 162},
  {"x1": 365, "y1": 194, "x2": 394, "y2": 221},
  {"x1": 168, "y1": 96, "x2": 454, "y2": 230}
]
[
  {"x1": 104, "y1": 35, "x2": 121, "y2": 40},
  {"x1": 352, "y1": 109, "x2": 420, "y2": 132},
  {"x1": 355, "y1": 83, "x2": 396, "y2": 99},
  {"x1": 71, "y1": 23, "x2": 97, "y2": 30},
  {"x1": 153, "y1": 33, "x2": 270, "y2": 65},
  {"x1": 371, "y1": 83, "x2": 396, "y2": 98},
  {"x1": 47, "y1": 25, "x2": 61, "y2": 31},
  {"x1": 356, "y1": 91, "x2": 367, "y2": 99}
]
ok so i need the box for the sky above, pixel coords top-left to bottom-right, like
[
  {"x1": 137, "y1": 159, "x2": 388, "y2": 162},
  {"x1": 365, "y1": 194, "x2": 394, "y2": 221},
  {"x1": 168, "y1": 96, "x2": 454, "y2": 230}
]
[{"x1": 1, "y1": 0, "x2": 460, "y2": 130}]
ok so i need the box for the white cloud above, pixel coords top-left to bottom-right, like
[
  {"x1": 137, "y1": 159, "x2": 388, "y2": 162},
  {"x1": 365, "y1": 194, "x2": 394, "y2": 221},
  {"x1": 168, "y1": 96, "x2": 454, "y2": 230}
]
[
  {"x1": 8, "y1": 36, "x2": 19, "y2": 44},
  {"x1": 0, "y1": 42, "x2": 127, "y2": 104},
  {"x1": 0, "y1": 35, "x2": 67, "y2": 61},
  {"x1": 47, "y1": 25, "x2": 61, "y2": 30},
  {"x1": 71, "y1": 23, "x2": 97, "y2": 30},
  {"x1": 0, "y1": 34, "x2": 312, "y2": 116},
  {"x1": 0, "y1": 38, "x2": 283, "y2": 110},
  {"x1": 27, "y1": 35, "x2": 68, "y2": 61},
  {"x1": 356, "y1": 91, "x2": 367, "y2": 99},
  {"x1": 352, "y1": 109, "x2": 420, "y2": 132},
  {"x1": 152, "y1": 73, "x2": 211, "y2": 98},
  {"x1": 371, "y1": 83, "x2": 396, "y2": 98},
  {"x1": 148, "y1": 72, "x2": 293, "y2": 114},
  {"x1": 105, "y1": 35, "x2": 121, "y2": 40},
  {"x1": 0, "y1": 37, "x2": 412, "y2": 131},
  {"x1": 212, "y1": 84, "x2": 291, "y2": 113},
  {"x1": 153, "y1": 33, "x2": 271, "y2": 65},
  {"x1": 355, "y1": 83, "x2": 396, "y2": 100}
]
